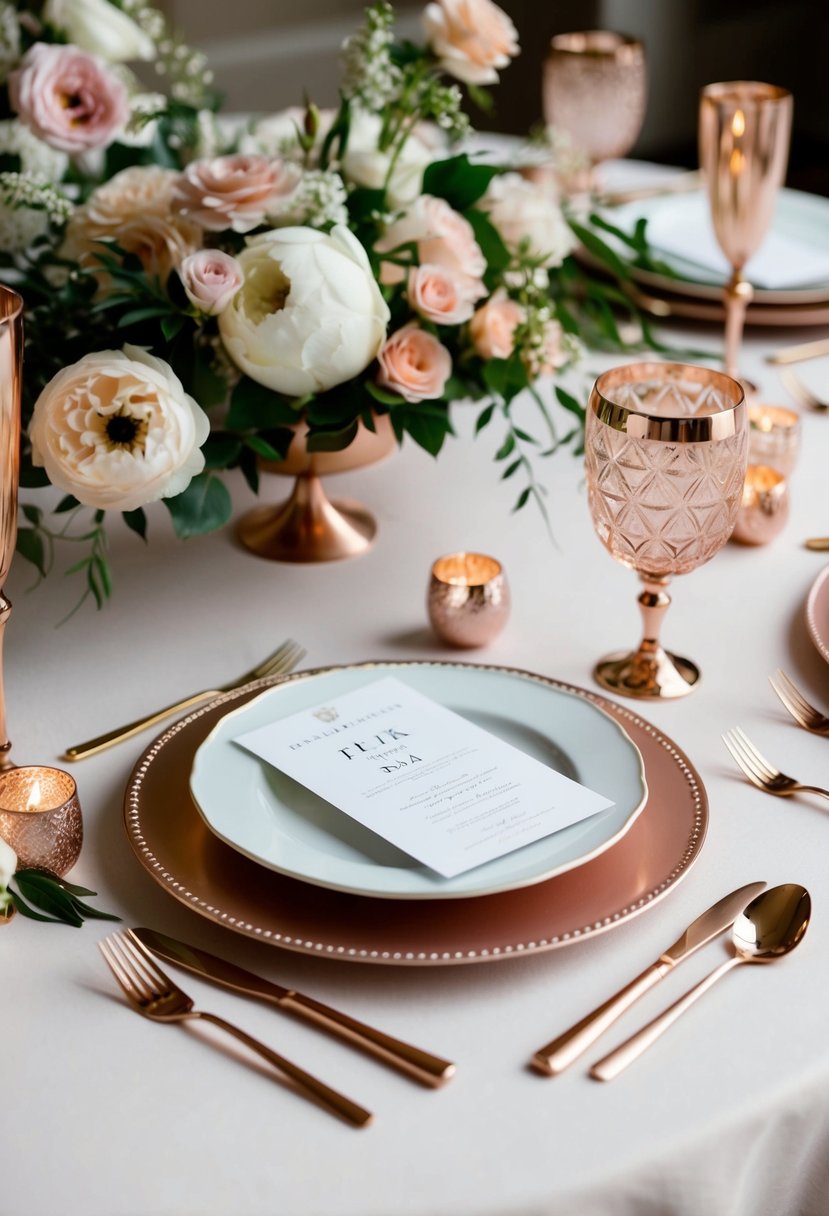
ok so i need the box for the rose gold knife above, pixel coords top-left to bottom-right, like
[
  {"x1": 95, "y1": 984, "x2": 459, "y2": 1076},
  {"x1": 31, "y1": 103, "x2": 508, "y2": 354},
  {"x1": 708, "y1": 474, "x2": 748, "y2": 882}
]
[
  {"x1": 530, "y1": 880, "x2": 766, "y2": 1076},
  {"x1": 131, "y1": 927, "x2": 455, "y2": 1088}
]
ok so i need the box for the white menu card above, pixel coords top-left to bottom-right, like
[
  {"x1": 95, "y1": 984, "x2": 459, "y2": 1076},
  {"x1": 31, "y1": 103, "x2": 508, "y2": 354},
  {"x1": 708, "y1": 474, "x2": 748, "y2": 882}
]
[{"x1": 235, "y1": 677, "x2": 614, "y2": 878}]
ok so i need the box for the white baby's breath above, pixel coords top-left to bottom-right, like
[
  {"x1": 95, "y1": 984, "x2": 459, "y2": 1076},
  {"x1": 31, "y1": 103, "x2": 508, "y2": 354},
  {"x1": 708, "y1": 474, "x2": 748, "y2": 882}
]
[
  {"x1": 341, "y1": 1, "x2": 402, "y2": 110},
  {"x1": 267, "y1": 169, "x2": 349, "y2": 229}
]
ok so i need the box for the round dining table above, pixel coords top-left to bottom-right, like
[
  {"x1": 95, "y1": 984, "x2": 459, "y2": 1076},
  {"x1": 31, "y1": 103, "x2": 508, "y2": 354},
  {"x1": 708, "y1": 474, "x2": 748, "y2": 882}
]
[{"x1": 5, "y1": 167, "x2": 829, "y2": 1216}]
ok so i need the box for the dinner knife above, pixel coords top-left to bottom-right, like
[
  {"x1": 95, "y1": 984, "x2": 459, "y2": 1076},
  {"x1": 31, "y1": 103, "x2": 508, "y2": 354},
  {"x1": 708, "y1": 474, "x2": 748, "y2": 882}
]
[
  {"x1": 131, "y1": 927, "x2": 456, "y2": 1088},
  {"x1": 530, "y1": 880, "x2": 766, "y2": 1076}
]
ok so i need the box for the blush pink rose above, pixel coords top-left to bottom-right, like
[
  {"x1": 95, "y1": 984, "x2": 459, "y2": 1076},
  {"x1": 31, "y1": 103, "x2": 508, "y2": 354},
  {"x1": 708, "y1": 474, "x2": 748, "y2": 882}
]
[
  {"x1": 422, "y1": 0, "x2": 519, "y2": 85},
  {"x1": 171, "y1": 154, "x2": 301, "y2": 234},
  {"x1": 407, "y1": 263, "x2": 477, "y2": 325},
  {"x1": 377, "y1": 195, "x2": 485, "y2": 297},
  {"x1": 9, "y1": 42, "x2": 129, "y2": 153},
  {"x1": 180, "y1": 249, "x2": 244, "y2": 316},
  {"x1": 377, "y1": 323, "x2": 452, "y2": 403},
  {"x1": 469, "y1": 290, "x2": 524, "y2": 359}
]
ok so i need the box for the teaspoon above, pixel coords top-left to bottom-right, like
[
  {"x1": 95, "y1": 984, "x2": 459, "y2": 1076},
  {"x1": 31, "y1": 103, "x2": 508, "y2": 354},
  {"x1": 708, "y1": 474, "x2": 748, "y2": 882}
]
[{"x1": 590, "y1": 883, "x2": 811, "y2": 1081}]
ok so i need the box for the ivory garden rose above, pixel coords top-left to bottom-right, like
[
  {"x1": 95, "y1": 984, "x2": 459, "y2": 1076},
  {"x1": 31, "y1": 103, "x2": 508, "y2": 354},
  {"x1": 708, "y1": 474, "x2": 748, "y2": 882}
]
[
  {"x1": 422, "y1": 0, "x2": 519, "y2": 85},
  {"x1": 42, "y1": 0, "x2": 155, "y2": 62},
  {"x1": 218, "y1": 225, "x2": 390, "y2": 396},
  {"x1": 480, "y1": 173, "x2": 575, "y2": 268},
  {"x1": 180, "y1": 250, "x2": 244, "y2": 316},
  {"x1": 29, "y1": 346, "x2": 209, "y2": 512},
  {"x1": 8, "y1": 42, "x2": 129, "y2": 153}
]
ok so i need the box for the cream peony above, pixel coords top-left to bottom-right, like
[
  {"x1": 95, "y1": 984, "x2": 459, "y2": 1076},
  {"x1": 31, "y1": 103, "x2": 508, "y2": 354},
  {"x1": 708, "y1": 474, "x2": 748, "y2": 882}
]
[
  {"x1": 422, "y1": 0, "x2": 519, "y2": 85},
  {"x1": 0, "y1": 834, "x2": 15, "y2": 890},
  {"x1": 342, "y1": 109, "x2": 434, "y2": 208},
  {"x1": 180, "y1": 249, "x2": 243, "y2": 316},
  {"x1": 29, "y1": 346, "x2": 209, "y2": 511},
  {"x1": 377, "y1": 194, "x2": 485, "y2": 296},
  {"x1": 172, "y1": 154, "x2": 301, "y2": 234},
  {"x1": 480, "y1": 172, "x2": 575, "y2": 268},
  {"x1": 43, "y1": 0, "x2": 154, "y2": 62},
  {"x1": 9, "y1": 42, "x2": 129, "y2": 153},
  {"x1": 469, "y1": 289, "x2": 524, "y2": 359},
  {"x1": 62, "y1": 165, "x2": 202, "y2": 283},
  {"x1": 377, "y1": 323, "x2": 452, "y2": 403},
  {"x1": 218, "y1": 225, "x2": 390, "y2": 397}
]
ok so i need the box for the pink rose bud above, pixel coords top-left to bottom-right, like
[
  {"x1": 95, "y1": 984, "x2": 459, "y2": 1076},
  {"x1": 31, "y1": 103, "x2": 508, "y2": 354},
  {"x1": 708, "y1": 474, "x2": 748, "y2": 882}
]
[
  {"x1": 377, "y1": 323, "x2": 452, "y2": 404},
  {"x1": 407, "y1": 263, "x2": 477, "y2": 326},
  {"x1": 9, "y1": 42, "x2": 129, "y2": 153},
  {"x1": 469, "y1": 290, "x2": 524, "y2": 360},
  {"x1": 180, "y1": 249, "x2": 244, "y2": 316}
]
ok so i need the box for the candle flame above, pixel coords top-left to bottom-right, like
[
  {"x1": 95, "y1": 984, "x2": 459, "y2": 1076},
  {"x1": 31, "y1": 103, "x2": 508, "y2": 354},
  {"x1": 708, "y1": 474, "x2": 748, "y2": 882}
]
[
  {"x1": 729, "y1": 148, "x2": 746, "y2": 177},
  {"x1": 731, "y1": 108, "x2": 746, "y2": 138},
  {"x1": 26, "y1": 780, "x2": 42, "y2": 812}
]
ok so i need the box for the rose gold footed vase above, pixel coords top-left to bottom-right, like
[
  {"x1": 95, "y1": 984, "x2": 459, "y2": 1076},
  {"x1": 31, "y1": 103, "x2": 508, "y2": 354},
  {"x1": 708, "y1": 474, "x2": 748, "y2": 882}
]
[
  {"x1": 236, "y1": 413, "x2": 397, "y2": 563},
  {"x1": 0, "y1": 288, "x2": 22, "y2": 768}
]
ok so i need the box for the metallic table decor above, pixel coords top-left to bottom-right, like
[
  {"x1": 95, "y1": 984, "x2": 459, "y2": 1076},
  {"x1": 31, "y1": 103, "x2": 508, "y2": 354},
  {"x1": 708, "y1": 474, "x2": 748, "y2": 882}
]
[
  {"x1": 0, "y1": 765, "x2": 83, "y2": 875},
  {"x1": 427, "y1": 552, "x2": 510, "y2": 648},
  {"x1": 731, "y1": 464, "x2": 790, "y2": 546},
  {"x1": 0, "y1": 286, "x2": 22, "y2": 770},
  {"x1": 747, "y1": 403, "x2": 801, "y2": 475},
  {"x1": 585, "y1": 362, "x2": 747, "y2": 699}
]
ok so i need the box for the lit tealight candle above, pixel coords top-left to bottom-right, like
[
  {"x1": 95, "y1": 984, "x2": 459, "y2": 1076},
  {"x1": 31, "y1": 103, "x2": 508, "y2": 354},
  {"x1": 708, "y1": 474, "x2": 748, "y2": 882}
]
[
  {"x1": 748, "y1": 404, "x2": 801, "y2": 475},
  {"x1": 731, "y1": 464, "x2": 790, "y2": 546},
  {"x1": 428, "y1": 552, "x2": 510, "y2": 648},
  {"x1": 0, "y1": 766, "x2": 83, "y2": 875}
]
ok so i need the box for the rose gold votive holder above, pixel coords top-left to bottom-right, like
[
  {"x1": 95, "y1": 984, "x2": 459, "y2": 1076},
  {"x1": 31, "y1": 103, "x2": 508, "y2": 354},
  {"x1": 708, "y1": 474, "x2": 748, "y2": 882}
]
[
  {"x1": 748, "y1": 404, "x2": 801, "y2": 475},
  {"x1": 428, "y1": 552, "x2": 510, "y2": 648},
  {"x1": 731, "y1": 464, "x2": 790, "y2": 546},
  {"x1": 0, "y1": 766, "x2": 82, "y2": 875}
]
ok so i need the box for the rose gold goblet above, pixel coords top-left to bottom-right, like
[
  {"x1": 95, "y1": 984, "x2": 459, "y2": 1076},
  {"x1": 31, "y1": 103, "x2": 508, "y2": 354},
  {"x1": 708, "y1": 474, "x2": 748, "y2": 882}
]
[
  {"x1": 699, "y1": 82, "x2": 793, "y2": 381},
  {"x1": 543, "y1": 31, "x2": 647, "y2": 194},
  {"x1": 0, "y1": 287, "x2": 22, "y2": 768},
  {"x1": 585, "y1": 362, "x2": 747, "y2": 699}
]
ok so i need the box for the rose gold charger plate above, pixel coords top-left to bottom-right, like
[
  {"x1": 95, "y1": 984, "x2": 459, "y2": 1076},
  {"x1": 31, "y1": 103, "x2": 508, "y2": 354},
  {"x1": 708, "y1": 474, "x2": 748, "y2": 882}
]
[
  {"x1": 806, "y1": 565, "x2": 829, "y2": 666},
  {"x1": 124, "y1": 662, "x2": 707, "y2": 966}
]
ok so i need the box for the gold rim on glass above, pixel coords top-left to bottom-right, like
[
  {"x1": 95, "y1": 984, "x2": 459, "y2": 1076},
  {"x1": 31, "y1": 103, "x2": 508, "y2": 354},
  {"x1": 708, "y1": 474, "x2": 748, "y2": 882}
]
[
  {"x1": 590, "y1": 362, "x2": 745, "y2": 442},
  {"x1": 549, "y1": 31, "x2": 643, "y2": 62}
]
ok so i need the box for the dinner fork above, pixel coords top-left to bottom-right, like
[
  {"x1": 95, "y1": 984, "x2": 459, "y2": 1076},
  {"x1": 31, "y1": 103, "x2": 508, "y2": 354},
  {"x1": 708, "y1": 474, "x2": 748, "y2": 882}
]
[
  {"x1": 99, "y1": 930, "x2": 372, "y2": 1128},
  {"x1": 769, "y1": 670, "x2": 829, "y2": 737},
  {"x1": 722, "y1": 727, "x2": 829, "y2": 802},
  {"x1": 781, "y1": 368, "x2": 827, "y2": 413},
  {"x1": 64, "y1": 639, "x2": 305, "y2": 760}
]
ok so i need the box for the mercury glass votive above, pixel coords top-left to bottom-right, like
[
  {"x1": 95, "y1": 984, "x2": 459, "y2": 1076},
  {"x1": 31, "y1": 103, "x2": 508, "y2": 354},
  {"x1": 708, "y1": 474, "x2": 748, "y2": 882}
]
[
  {"x1": 0, "y1": 766, "x2": 82, "y2": 875},
  {"x1": 731, "y1": 464, "x2": 790, "y2": 545},
  {"x1": 748, "y1": 404, "x2": 801, "y2": 475},
  {"x1": 428, "y1": 553, "x2": 510, "y2": 648}
]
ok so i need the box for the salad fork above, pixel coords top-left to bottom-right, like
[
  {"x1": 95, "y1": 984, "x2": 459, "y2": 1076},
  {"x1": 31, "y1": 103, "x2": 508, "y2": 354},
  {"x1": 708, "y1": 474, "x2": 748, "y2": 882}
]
[
  {"x1": 781, "y1": 369, "x2": 827, "y2": 413},
  {"x1": 99, "y1": 930, "x2": 372, "y2": 1128},
  {"x1": 769, "y1": 670, "x2": 829, "y2": 737},
  {"x1": 722, "y1": 727, "x2": 829, "y2": 802},
  {"x1": 65, "y1": 639, "x2": 305, "y2": 760}
]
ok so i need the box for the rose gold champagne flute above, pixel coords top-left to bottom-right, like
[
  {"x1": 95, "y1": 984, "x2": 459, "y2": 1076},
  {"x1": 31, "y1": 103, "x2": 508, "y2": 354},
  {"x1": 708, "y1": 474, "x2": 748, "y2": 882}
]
[
  {"x1": 0, "y1": 287, "x2": 22, "y2": 768},
  {"x1": 699, "y1": 82, "x2": 792, "y2": 381},
  {"x1": 585, "y1": 362, "x2": 747, "y2": 700},
  {"x1": 543, "y1": 32, "x2": 647, "y2": 194}
]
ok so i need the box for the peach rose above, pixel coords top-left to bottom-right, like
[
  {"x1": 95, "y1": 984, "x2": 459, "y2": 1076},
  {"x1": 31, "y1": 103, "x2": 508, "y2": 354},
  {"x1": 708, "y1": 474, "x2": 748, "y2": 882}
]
[
  {"x1": 407, "y1": 263, "x2": 477, "y2": 326},
  {"x1": 422, "y1": 0, "x2": 519, "y2": 85},
  {"x1": 62, "y1": 165, "x2": 202, "y2": 284},
  {"x1": 377, "y1": 195, "x2": 485, "y2": 297},
  {"x1": 171, "y1": 154, "x2": 301, "y2": 234},
  {"x1": 469, "y1": 290, "x2": 524, "y2": 360},
  {"x1": 180, "y1": 249, "x2": 243, "y2": 316},
  {"x1": 9, "y1": 42, "x2": 129, "y2": 153},
  {"x1": 377, "y1": 323, "x2": 452, "y2": 403}
]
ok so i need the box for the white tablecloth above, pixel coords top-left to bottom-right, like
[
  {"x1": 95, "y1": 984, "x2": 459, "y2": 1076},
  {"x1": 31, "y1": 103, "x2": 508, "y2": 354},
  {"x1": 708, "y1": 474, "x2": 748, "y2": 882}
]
[{"x1": 6, "y1": 188, "x2": 829, "y2": 1216}]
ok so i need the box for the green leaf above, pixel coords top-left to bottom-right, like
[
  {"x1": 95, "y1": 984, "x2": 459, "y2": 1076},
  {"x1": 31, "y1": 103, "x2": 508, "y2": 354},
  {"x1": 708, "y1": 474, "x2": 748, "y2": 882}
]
[
  {"x1": 568, "y1": 219, "x2": 630, "y2": 282},
  {"x1": 165, "y1": 472, "x2": 233, "y2": 539},
  {"x1": 226, "y1": 376, "x2": 300, "y2": 431},
  {"x1": 202, "y1": 434, "x2": 243, "y2": 469},
  {"x1": 244, "y1": 435, "x2": 285, "y2": 461},
  {"x1": 10, "y1": 890, "x2": 68, "y2": 924},
  {"x1": 502, "y1": 458, "x2": 522, "y2": 480},
  {"x1": 116, "y1": 306, "x2": 175, "y2": 328},
  {"x1": 54, "y1": 495, "x2": 80, "y2": 514},
  {"x1": 306, "y1": 419, "x2": 359, "y2": 452},
  {"x1": 423, "y1": 155, "x2": 499, "y2": 211},
  {"x1": 14, "y1": 870, "x2": 120, "y2": 924},
  {"x1": 483, "y1": 356, "x2": 529, "y2": 403},
  {"x1": 555, "y1": 386, "x2": 586, "y2": 421},
  {"x1": 476, "y1": 403, "x2": 496, "y2": 433},
  {"x1": 365, "y1": 382, "x2": 405, "y2": 407},
  {"x1": 16, "y1": 528, "x2": 47, "y2": 575},
  {"x1": 495, "y1": 433, "x2": 516, "y2": 461},
  {"x1": 122, "y1": 507, "x2": 147, "y2": 540},
  {"x1": 466, "y1": 83, "x2": 494, "y2": 113},
  {"x1": 390, "y1": 403, "x2": 452, "y2": 457},
  {"x1": 465, "y1": 208, "x2": 511, "y2": 276},
  {"x1": 513, "y1": 486, "x2": 531, "y2": 512},
  {"x1": 161, "y1": 314, "x2": 187, "y2": 342}
]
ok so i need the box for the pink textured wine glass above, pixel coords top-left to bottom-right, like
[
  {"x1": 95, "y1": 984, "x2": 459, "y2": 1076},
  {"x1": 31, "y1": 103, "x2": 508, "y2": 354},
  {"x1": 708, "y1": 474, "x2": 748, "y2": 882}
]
[{"x1": 585, "y1": 362, "x2": 747, "y2": 699}]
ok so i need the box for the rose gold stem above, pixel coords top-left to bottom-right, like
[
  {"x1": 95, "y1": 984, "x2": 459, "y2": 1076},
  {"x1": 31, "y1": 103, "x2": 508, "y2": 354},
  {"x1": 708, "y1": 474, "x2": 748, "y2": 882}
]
[
  {"x1": 0, "y1": 592, "x2": 12, "y2": 770},
  {"x1": 636, "y1": 576, "x2": 671, "y2": 661},
  {"x1": 723, "y1": 270, "x2": 753, "y2": 381}
]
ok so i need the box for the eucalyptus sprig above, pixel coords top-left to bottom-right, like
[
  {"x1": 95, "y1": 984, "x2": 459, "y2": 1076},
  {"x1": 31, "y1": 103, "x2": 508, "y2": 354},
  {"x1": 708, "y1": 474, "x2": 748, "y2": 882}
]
[{"x1": 8, "y1": 869, "x2": 120, "y2": 927}]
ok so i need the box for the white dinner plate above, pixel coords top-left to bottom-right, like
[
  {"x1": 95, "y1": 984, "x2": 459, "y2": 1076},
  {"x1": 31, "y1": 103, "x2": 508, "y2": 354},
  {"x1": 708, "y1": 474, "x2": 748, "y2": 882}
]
[
  {"x1": 189, "y1": 662, "x2": 647, "y2": 900},
  {"x1": 603, "y1": 188, "x2": 829, "y2": 306}
]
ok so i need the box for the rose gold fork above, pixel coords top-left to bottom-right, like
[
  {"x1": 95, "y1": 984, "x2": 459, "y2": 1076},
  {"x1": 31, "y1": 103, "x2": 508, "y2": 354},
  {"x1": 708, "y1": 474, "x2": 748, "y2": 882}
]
[
  {"x1": 769, "y1": 670, "x2": 829, "y2": 737},
  {"x1": 99, "y1": 930, "x2": 372, "y2": 1128},
  {"x1": 722, "y1": 727, "x2": 829, "y2": 802}
]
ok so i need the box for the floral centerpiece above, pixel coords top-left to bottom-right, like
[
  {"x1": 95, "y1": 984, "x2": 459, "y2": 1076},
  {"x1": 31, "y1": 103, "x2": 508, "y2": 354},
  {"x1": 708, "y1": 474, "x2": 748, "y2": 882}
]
[{"x1": 0, "y1": 0, "x2": 644, "y2": 606}]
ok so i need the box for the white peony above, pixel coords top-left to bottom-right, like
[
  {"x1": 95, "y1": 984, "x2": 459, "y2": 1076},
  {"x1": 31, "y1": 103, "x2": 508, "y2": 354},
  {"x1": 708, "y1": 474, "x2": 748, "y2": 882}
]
[
  {"x1": 480, "y1": 172, "x2": 575, "y2": 268},
  {"x1": 219, "y1": 225, "x2": 390, "y2": 397},
  {"x1": 342, "y1": 109, "x2": 434, "y2": 207},
  {"x1": 0, "y1": 834, "x2": 16, "y2": 889},
  {"x1": 43, "y1": 0, "x2": 155, "y2": 62},
  {"x1": 239, "y1": 106, "x2": 336, "y2": 162},
  {"x1": 29, "y1": 345, "x2": 209, "y2": 512}
]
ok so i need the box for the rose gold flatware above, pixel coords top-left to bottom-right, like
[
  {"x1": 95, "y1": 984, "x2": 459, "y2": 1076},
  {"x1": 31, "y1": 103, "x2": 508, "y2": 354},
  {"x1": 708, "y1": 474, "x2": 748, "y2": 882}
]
[
  {"x1": 723, "y1": 727, "x2": 829, "y2": 801},
  {"x1": 132, "y1": 927, "x2": 455, "y2": 1087},
  {"x1": 781, "y1": 369, "x2": 828, "y2": 413},
  {"x1": 805, "y1": 538, "x2": 829, "y2": 551},
  {"x1": 590, "y1": 884, "x2": 810, "y2": 1080},
  {"x1": 64, "y1": 639, "x2": 305, "y2": 760},
  {"x1": 99, "y1": 929, "x2": 373, "y2": 1128},
  {"x1": 769, "y1": 670, "x2": 829, "y2": 737},
  {"x1": 767, "y1": 337, "x2": 829, "y2": 365},
  {"x1": 530, "y1": 880, "x2": 766, "y2": 1076}
]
